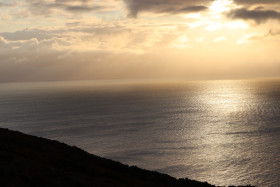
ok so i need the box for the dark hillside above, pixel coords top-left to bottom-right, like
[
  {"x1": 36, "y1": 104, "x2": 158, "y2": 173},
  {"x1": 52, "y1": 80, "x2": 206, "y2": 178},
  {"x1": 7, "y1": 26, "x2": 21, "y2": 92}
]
[{"x1": 0, "y1": 128, "x2": 252, "y2": 187}]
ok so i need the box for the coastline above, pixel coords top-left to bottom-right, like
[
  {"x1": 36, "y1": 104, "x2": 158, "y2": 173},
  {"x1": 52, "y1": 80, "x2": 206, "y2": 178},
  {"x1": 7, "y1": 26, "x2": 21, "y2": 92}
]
[{"x1": 0, "y1": 128, "x2": 253, "y2": 187}]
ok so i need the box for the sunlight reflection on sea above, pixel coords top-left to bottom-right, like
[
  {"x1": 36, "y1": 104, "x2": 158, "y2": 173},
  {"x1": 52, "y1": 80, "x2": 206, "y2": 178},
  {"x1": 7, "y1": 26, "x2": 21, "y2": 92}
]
[{"x1": 0, "y1": 79, "x2": 279, "y2": 186}]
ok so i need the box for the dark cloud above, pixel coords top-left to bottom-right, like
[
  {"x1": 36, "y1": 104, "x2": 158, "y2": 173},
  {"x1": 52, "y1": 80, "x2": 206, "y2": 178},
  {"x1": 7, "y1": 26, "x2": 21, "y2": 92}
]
[
  {"x1": 0, "y1": 2, "x2": 15, "y2": 7},
  {"x1": 0, "y1": 28, "x2": 59, "y2": 41},
  {"x1": 123, "y1": 0, "x2": 209, "y2": 17},
  {"x1": 26, "y1": 0, "x2": 109, "y2": 16},
  {"x1": 169, "y1": 6, "x2": 208, "y2": 14},
  {"x1": 61, "y1": 4, "x2": 105, "y2": 12},
  {"x1": 227, "y1": 8, "x2": 280, "y2": 24},
  {"x1": 55, "y1": 0, "x2": 92, "y2": 3},
  {"x1": 0, "y1": 3, "x2": 7, "y2": 7},
  {"x1": 0, "y1": 25, "x2": 127, "y2": 42},
  {"x1": 267, "y1": 29, "x2": 280, "y2": 36},
  {"x1": 31, "y1": 3, "x2": 105, "y2": 13},
  {"x1": 233, "y1": 0, "x2": 280, "y2": 5}
]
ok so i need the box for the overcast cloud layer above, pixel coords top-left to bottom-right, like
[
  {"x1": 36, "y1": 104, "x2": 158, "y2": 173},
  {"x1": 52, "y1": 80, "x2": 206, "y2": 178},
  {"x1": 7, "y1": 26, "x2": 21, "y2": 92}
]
[{"x1": 0, "y1": 0, "x2": 280, "y2": 82}]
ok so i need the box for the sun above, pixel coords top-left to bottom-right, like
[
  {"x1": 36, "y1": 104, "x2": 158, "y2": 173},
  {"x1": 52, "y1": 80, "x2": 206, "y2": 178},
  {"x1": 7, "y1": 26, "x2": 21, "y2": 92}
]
[{"x1": 210, "y1": 0, "x2": 232, "y2": 14}]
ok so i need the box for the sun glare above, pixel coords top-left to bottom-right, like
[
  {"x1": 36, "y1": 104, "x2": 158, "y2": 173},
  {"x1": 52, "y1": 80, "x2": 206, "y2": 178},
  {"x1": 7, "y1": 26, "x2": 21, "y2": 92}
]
[{"x1": 210, "y1": 0, "x2": 232, "y2": 13}]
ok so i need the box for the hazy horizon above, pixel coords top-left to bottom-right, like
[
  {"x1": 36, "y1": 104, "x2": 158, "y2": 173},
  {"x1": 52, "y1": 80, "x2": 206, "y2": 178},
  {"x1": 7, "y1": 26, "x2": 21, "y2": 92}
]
[{"x1": 1, "y1": 76, "x2": 280, "y2": 85}]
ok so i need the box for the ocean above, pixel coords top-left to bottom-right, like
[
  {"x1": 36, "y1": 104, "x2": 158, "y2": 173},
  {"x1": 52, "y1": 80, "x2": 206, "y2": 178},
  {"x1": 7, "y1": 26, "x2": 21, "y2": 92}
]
[{"x1": 0, "y1": 79, "x2": 279, "y2": 186}]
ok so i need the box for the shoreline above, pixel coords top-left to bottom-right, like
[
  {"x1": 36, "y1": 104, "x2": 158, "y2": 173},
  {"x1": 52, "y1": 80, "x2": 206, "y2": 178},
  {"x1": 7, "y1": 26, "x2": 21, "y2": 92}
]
[{"x1": 0, "y1": 128, "x2": 253, "y2": 187}]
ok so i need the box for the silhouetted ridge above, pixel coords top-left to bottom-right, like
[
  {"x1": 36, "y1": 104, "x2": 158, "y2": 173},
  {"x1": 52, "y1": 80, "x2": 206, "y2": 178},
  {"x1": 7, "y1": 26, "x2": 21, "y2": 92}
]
[{"x1": 0, "y1": 128, "x2": 254, "y2": 187}]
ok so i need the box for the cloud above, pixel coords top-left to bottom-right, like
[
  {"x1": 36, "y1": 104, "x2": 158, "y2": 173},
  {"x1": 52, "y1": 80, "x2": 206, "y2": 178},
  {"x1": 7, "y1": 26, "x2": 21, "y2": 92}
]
[
  {"x1": 1, "y1": 31, "x2": 280, "y2": 82},
  {"x1": 0, "y1": 35, "x2": 198, "y2": 82},
  {"x1": 233, "y1": 29, "x2": 280, "y2": 42},
  {"x1": 0, "y1": 22, "x2": 182, "y2": 53},
  {"x1": 0, "y1": 3, "x2": 9, "y2": 7},
  {"x1": 227, "y1": 8, "x2": 280, "y2": 24},
  {"x1": 267, "y1": 29, "x2": 280, "y2": 36},
  {"x1": 0, "y1": 2, "x2": 15, "y2": 7},
  {"x1": 0, "y1": 36, "x2": 8, "y2": 44},
  {"x1": 233, "y1": 0, "x2": 280, "y2": 5},
  {"x1": 25, "y1": 0, "x2": 115, "y2": 16},
  {"x1": 0, "y1": 28, "x2": 58, "y2": 41},
  {"x1": 63, "y1": 5, "x2": 104, "y2": 12},
  {"x1": 123, "y1": 0, "x2": 209, "y2": 17},
  {"x1": 29, "y1": 3, "x2": 105, "y2": 14},
  {"x1": 55, "y1": 0, "x2": 92, "y2": 3},
  {"x1": 214, "y1": 36, "x2": 226, "y2": 42}
]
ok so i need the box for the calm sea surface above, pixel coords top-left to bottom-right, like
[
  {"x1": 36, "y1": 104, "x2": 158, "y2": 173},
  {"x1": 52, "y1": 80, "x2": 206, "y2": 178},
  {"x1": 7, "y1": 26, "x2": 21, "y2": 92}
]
[{"x1": 0, "y1": 79, "x2": 279, "y2": 186}]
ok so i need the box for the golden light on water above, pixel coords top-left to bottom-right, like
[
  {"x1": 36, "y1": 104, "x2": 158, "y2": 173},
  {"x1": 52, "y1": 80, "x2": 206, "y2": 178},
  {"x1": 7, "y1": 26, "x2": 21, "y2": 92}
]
[
  {"x1": 1, "y1": 79, "x2": 280, "y2": 186},
  {"x1": 180, "y1": 80, "x2": 259, "y2": 185},
  {"x1": 202, "y1": 81, "x2": 251, "y2": 114}
]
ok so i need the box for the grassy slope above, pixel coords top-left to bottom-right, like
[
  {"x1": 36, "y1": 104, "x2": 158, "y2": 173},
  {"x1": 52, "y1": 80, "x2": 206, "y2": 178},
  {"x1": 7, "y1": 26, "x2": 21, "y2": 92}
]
[{"x1": 0, "y1": 128, "x2": 252, "y2": 187}]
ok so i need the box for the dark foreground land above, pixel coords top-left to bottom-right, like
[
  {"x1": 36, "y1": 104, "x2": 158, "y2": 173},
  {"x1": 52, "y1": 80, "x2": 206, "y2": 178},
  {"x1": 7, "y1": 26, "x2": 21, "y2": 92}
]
[{"x1": 0, "y1": 128, "x2": 253, "y2": 187}]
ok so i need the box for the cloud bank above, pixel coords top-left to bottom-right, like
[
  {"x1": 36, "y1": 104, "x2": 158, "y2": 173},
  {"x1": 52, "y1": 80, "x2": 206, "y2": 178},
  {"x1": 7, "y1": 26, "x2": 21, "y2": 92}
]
[
  {"x1": 123, "y1": 0, "x2": 209, "y2": 17},
  {"x1": 233, "y1": 0, "x2": 280, "y2": 5},
  {"x1": 25, "y1": 0, "x2": 115, "y2": 16},
  {"x1": 228, "y1": 8, "x2": 280, "y2": 23},
  {"x1": 1, "y1": 0, "x2": 280, "y2": 82}
]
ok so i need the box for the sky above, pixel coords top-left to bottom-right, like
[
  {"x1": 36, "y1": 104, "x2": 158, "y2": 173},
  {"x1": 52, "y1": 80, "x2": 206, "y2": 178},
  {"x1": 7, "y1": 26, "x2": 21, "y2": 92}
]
[{"x1": 0, "y1": 0, "x2": 280, "y2": 82}]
